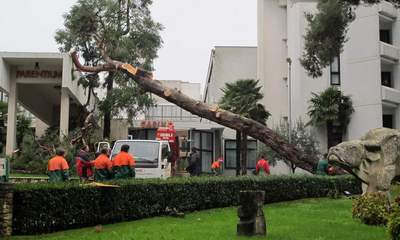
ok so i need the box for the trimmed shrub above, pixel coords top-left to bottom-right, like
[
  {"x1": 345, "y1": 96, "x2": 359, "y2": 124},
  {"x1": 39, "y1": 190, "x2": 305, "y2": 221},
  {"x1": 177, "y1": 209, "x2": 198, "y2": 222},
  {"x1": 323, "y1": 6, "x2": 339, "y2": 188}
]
[
  {"x1": 12, "y1": 175, "x2": 361, "y2": 235},
  {"x1": 388, "y1": 204, "x2": 400, "y2": 240},
  {"x1": 352, "y1": 192, "x2": 390, "y2": 225}
]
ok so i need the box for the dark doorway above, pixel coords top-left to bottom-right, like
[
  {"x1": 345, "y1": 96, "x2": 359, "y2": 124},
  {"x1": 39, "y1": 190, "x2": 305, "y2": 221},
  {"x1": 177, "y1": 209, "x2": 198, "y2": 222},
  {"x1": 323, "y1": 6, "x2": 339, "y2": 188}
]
[{"x1": 383, "y1": 115, "x2": 394, "y2": 129}]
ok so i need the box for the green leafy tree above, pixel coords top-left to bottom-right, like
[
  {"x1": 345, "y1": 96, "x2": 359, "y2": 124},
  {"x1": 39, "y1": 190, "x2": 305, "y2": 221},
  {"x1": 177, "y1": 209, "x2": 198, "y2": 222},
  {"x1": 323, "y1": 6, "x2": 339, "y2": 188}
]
[
  {"x1": 301, "y1": 0, "x2": 400, "y2": 77},
  {"x1": 259, "y1": 119, "x2": 320, "y2": 173},
  {"x1": 16, "y1": 112, "x2": 33, "y2": 148},
  {"x1": 0, "y1": 102, "x2": 33, "y2": 153},
  {"x1": 55, "y1": 0, "x2": 162, "y2": 138},
  {"x1": 307, "y1": 86, "x2": 354, "y2": 149},
  {"x1": 219, "y1": 79, "x2": 270, "y2": 175}
]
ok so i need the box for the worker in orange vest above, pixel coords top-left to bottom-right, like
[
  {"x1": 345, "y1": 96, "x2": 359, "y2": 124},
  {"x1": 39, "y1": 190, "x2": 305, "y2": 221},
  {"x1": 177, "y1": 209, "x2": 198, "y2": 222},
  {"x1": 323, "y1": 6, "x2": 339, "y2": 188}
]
[
  {"x1": 255, "y1": 155, "x2": 270, "y2": 176},
  {"x1": 112, "y1": 144, "x2": 136, "y2": 179},
  {"x1": 211, "y1": 157, "x2": 223, "y2": 175},
  {"x1": 93, "y1": 148, "x2": 113, "y2": 181},
  {"x1": 47, "y1": 148, "x2": 70, "y2": 182}
]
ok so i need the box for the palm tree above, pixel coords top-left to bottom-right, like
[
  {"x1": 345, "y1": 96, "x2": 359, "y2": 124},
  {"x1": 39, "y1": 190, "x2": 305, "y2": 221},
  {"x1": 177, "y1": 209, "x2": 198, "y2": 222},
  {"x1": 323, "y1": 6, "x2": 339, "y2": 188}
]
[
  {"x1": 307, "y1": 86, "x2": 354, "y2": 149},
  {"x1": 219, "y1": 79, "x2": 270, "y2": 175}
]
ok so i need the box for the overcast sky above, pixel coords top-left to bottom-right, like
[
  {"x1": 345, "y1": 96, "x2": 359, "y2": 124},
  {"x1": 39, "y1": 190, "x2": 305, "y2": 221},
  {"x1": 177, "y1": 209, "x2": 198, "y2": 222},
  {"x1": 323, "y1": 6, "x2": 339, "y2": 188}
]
[{"x1": 0, "y1": 0, "x2": 257, "y2": 88}]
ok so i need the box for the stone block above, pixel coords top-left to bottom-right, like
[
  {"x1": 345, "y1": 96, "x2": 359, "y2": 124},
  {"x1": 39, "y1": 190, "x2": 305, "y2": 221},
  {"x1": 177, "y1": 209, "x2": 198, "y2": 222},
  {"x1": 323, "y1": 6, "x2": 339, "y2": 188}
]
[{"x1": 237, "y1": 190, "x2": 266, "y2": 236}]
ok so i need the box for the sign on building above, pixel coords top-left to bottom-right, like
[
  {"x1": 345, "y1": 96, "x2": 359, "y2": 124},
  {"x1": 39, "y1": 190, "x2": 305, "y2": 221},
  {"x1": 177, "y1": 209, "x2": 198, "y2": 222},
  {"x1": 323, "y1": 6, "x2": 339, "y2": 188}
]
[{"x1": 0, "y1": 158, "x2": 7, "y2": 182}]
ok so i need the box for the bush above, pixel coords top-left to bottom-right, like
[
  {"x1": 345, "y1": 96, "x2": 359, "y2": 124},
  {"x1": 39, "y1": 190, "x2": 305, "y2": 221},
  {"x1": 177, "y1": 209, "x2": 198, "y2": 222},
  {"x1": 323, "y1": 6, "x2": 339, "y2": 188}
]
[
  {"x1": 12, "y1": 135, "x2": 46, "y2": 174},
  {"x1": 11, "y1": 128, "x2": 82, "y2": 175},
  {"x1": 258, "y1": 119, "x2": 320, "y2": 172},
  {"x1": 12, "y1": 175, "x2": 361, "y2": 235},
  {"x1": 388, "y1": 204, "x2": 400, "y2": 240},
  {"x1": 352, "y1": 192, "x2": 390, "y2": 225}
]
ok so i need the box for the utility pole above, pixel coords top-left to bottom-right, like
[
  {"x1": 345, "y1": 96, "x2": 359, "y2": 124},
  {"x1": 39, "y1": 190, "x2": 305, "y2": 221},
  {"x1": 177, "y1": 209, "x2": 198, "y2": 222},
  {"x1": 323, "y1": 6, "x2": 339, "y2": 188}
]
[
  {"x1": 286, "y1": 58, "x2": 292, "y2": 144},
  {"x1": 287, "y1": 57, "x2": 295, "y2": 173}
]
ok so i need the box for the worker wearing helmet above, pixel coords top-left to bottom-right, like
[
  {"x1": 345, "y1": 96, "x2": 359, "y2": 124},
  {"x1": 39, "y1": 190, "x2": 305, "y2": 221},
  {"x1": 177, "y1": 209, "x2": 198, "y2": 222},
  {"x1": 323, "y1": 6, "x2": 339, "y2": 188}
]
[
  {"x1": 255, "y1": 155, "x2": 270, "y2": 176},
  {"x1": 93, "y1": 148, "x2": 113, "y2": 181},
  {"x1": 112, "y1": 144, "x2": 136, "y2": 179},
  {"x1": 48, "y1": 148, "x2": 70, "y2": 182},
  {"x1": 211, "y1": 157, "x2": 224, "y2": 176}
]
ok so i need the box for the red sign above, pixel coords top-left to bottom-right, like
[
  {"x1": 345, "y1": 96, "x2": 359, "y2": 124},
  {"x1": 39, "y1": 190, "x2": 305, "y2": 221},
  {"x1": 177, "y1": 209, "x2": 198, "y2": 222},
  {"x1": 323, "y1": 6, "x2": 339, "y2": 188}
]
[
  {"x1": 140, "y1": 120, "x2": 172, "y2": 128},
  {"x1": 156, "y1": 123, "x2": 176, "y2": 143},
  {"x1": 16, "y1": 70, "x2": 62, "y2": 78}
]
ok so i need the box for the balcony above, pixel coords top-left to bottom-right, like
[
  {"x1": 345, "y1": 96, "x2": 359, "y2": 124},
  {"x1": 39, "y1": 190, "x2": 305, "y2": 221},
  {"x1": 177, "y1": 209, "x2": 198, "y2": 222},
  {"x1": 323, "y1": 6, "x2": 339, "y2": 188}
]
[
  {"x1": 379, "y1": 1, "x2": 397, "y2": 20},
  {"x1": 382, "y1": 86, "x2": 400, "y2": 105},
  {"x1": 380, "y1": 42, "x2": 400, "y2": 62}
]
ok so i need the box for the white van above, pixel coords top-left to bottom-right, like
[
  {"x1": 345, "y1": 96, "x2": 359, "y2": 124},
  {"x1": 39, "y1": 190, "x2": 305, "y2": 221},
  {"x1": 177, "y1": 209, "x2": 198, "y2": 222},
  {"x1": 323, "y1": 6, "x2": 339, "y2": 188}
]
[{"x1": 110, "y1": 140, "x2": 171, "y2": 179}]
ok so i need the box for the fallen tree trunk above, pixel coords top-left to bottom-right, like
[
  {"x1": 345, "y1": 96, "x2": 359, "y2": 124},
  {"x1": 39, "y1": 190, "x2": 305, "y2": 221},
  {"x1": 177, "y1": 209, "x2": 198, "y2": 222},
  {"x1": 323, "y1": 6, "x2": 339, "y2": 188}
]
[{"x1": 70, "y1": 50, "x2": 318, "y2": 172}]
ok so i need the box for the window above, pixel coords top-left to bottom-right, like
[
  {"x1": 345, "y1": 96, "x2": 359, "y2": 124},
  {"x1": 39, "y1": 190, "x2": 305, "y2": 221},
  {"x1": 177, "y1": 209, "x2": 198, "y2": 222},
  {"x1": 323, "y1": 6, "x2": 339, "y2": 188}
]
[
  {"x1": 381, "y1": 72, "x2": 392, "y2": 88},
  {"x1": 111, "y1": 141, "x2": 159, "y2": 168},
  {"x1": 224, "y1": 139, "x2": 258, "y2": 169},
  {"x1": 330, "y1": 56, "x2": 340, "y2": 86},
  {"x1": 129, "y1": 128, "x2": 157, "y2": 140},
  {"x1": 191, "y1": 130, "x2": 213, "y2": 173},
  {"x1": 380, "y1": 29, "x2": 391, "y2": 44}
]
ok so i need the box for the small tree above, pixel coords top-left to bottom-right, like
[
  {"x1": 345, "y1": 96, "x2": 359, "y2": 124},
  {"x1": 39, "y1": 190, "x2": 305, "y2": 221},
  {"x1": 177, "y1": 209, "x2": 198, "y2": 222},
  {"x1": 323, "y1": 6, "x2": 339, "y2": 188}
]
[
  {"x1": 219, "y1": 79, "x2": 270, "y2": 175},
  {"x1": 307, "y1": 86, "x2": 354, "y2": 149},
  {"x1": 259, "y1": 119, "x2": 320, "y2": 173}
]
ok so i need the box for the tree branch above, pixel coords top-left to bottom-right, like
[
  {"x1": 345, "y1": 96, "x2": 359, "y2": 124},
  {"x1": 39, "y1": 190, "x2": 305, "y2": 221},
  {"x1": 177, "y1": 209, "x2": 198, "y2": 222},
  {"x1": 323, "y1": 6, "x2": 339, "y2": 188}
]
[{"x1": 69, "y1": 49, "x2": 116, "y2": 72}]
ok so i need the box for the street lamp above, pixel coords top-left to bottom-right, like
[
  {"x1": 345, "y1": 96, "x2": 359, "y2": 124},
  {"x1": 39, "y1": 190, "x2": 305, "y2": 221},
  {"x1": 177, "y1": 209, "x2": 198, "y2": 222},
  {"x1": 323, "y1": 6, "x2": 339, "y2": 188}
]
[{"x1": 286, "y1": 57, "x2": 292, "y2": 144}]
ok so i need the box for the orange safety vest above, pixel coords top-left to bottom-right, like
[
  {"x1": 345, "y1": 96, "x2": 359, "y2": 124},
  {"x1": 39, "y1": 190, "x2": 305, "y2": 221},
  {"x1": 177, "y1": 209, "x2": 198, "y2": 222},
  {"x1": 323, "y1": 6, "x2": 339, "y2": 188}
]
[
  {"x1": 93, "y1": 154, "x2": 112, "y2": 170},
  {"x1": 211, "y1": 161, "x2": 221, "y2": 169},
  {"x1": 48, "y1": 156, "x2": 69, "y2": 171},
  {"x1": 113, "y1": 152, "x2": 136, "y2": 167}
]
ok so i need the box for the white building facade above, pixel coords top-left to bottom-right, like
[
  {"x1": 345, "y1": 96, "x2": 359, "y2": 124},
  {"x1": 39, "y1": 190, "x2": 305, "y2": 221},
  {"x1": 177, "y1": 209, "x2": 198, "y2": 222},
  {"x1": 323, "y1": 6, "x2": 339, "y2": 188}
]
[
  {"x1": 258, "y1": 0, "x2": 400, "y2": 152},
  {"x1": 0, "y1": 52, "x2": 96, "y2": 155}
]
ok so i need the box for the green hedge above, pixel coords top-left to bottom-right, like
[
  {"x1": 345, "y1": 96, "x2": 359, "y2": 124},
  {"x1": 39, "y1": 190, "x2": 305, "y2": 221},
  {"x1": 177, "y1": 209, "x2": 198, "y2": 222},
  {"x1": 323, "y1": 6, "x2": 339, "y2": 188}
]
[{"x1": 12, "y1": 175, "x2": 361, "y2": 235}]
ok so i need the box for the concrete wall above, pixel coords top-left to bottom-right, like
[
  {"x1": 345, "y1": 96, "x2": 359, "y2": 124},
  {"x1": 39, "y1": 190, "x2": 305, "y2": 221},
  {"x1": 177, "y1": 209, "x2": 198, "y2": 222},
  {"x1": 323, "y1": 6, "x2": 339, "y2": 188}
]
[
  {"x1": 63, "y1": 54, "x2": 96, "y2": 109},
  {"x1": 152, "y1": 80, "x2": 201, "y2": 104},
  {"x1": 0, "y1": 58, "x2": 10, "y2": 93},
  {"x1": 205, "y1": 46, "x2": 257, "y2": 105},
  {"x1": 342, "y1": 5, "x2": 382, "y2": 140},
  {"x1": 258, "y1": 0, "x2": 289, "y2": 125},
  {"x1": 109, "y1": 119, "x2": 130, "y2": 140}
]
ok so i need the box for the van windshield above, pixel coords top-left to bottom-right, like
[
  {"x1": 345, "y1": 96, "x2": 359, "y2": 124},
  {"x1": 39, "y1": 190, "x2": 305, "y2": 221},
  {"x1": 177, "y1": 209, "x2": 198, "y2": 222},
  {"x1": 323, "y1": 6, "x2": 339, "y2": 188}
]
[{"x1": 112, "y1": 141, "x2": 159, "y2": 168}]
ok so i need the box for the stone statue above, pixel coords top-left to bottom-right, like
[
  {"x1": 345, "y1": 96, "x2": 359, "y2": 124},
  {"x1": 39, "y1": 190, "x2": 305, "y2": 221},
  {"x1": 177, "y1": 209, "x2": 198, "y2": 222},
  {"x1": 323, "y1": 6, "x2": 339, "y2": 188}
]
[{"x1": 328, "y1": 128, "x2": 400, "y2": 193}]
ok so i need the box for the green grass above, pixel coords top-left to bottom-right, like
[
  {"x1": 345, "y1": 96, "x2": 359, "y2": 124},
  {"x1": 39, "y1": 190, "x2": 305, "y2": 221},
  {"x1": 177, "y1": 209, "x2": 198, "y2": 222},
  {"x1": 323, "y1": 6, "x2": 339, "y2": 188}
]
[
  {"x1": 9, "y1": 198, "x2": 387, "y2": 240},
  {"x1": 10, "y1": 173, "x2": 48, "y2": 178}
]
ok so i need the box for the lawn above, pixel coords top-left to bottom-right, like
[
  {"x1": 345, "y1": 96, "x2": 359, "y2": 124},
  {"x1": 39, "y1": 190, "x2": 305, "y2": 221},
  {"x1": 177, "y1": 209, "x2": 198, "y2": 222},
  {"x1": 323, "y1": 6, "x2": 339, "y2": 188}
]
[
  {"x1": 10, "y1": 173, "x2": 48, "y2": 178},
  {"x1": 10, "y1": 198, "x2": 387, "y2": 240}
]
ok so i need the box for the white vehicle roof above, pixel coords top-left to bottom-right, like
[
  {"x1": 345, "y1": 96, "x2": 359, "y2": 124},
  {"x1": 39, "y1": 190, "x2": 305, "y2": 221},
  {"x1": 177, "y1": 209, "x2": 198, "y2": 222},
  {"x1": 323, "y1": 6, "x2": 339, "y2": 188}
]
[{"x1": 114, "y1": 139, "x2": 169, "y2": 144}]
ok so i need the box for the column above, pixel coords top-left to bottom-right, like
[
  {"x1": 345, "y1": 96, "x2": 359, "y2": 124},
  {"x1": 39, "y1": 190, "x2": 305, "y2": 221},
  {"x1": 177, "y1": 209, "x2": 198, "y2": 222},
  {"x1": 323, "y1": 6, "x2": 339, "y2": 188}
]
[
  {"x1": 0, "y1": 183, "x2": 14, "y2": 237},
  {"x1": 5, "y1": 79, "x2": 17, "y2": 155},
  {"x1": 59, "y1": 89, "x2": 70, "y2": 140}
]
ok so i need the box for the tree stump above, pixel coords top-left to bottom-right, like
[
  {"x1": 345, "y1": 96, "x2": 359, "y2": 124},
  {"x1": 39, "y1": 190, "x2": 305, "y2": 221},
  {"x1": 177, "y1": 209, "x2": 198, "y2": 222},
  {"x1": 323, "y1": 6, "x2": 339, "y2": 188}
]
[
  {"x1": 0, "y1": 183, "x2": 14, "y2": 237},
  {"x1": 237, "y1": 190, "x2": 266, "y2": 236}
]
